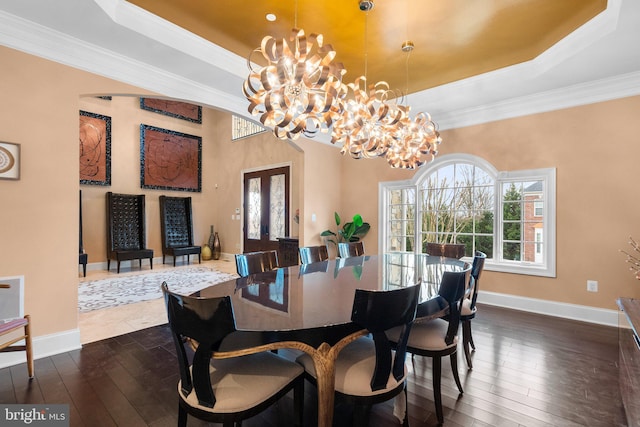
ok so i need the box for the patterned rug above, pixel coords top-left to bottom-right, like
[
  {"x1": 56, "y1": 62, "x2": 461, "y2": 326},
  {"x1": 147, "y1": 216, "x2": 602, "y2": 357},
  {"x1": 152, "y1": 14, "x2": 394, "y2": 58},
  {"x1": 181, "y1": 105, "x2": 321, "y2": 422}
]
[{"x1": 78, "y1": 266, "x2": 238, "y2": 313}]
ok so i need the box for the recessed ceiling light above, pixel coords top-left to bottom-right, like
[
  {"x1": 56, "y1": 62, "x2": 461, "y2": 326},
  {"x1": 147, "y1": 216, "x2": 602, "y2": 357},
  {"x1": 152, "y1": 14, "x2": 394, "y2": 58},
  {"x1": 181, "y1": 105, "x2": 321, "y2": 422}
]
[{"x1": 266, "y1": 13, "x2": 276, "y2": 22}]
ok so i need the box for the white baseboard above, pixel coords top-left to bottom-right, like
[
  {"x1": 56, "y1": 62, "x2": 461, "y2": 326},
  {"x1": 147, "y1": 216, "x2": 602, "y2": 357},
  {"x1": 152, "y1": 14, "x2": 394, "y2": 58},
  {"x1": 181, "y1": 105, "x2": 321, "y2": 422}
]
[
  {"x1": 0, "y1": 328, "x2": 81, "y2": 370},
  {"x1": 81, "y1": 254, "x2": 235, "y2": 275},
  {"x1": 479, "y1": 290, "x2": 619, "y2": 327}
]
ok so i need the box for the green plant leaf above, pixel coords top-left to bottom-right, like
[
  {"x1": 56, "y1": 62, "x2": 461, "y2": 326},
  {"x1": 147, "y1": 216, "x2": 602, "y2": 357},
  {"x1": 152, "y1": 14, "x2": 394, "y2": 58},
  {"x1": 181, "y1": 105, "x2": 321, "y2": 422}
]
[
  {"x1": 320, "y1": 230, "x2": 336, "y2": 237},
  {"x1": 352, "y1": 214, "x2": 363, "y2": 227},
  {"x1": 353, "y1": 223, "x2": 370, "y2": 237},
  {"x1": 334, "y1": 212, "x2": 341, "y2": 226},
  {"x1": 343, "y1": 222, "x2": 356, "y2": 239}
]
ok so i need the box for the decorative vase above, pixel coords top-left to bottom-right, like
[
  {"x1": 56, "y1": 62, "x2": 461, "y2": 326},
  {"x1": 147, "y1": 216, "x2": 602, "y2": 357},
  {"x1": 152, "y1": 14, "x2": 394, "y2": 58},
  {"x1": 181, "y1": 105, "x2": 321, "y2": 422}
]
[
  {"x1": 212, "y1": 232, "x2": 221, "y2": 260},
  {"x1": 202, "y1": 244, "x2": 212, "y2": 261},
  {"x1": 208, "y1": 225, "x2": 215, "y2": 248}
]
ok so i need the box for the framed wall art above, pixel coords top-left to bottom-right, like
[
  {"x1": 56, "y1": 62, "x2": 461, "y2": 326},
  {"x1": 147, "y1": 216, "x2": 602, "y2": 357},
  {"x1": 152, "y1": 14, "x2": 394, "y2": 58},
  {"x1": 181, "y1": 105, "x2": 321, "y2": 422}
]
[
  {"x1": 0, "y1": 141, "x2": 21, "y2": 180},
  {"x1": 140, "y1": 124, "x2": 202, "y2": 192},
  {"x1": 140, "y1": 97, "x2": 202, "y2": 124},
  {"x1": 79, "y1": 110, "x2": 112, "y2": 186}
]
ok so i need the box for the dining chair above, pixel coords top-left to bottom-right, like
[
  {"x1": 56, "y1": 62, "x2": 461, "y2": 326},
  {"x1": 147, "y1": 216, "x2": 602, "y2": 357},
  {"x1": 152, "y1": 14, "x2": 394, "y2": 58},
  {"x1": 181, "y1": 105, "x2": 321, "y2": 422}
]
[
  {"x1": 159, "y1": 195, "x2": 201, "y2": 267},
  {"x1": 299, "y1": 260, "x2": 329, "y2": 276},
  {"x1": 106, "y1": 192, "x2": 154, "y2": 273},
  {"x1": 388, "y1": 267, "x2": 470, "y2": 425},
  {"x1": 426, "y1": 242, "x2": 466, "y2": 259},
  {"x1": 0, "y1": 284, "x2": 34, "y2": 379},
  {"x1": 296, "y1": 284, "x2": 420, "y2": 427},
  {"x1": 298, "y1": 245, "x2": 329, "y2": 264},
  {"x1": 337, "y1": 241, "x2": 365, "y2": 258},
  {"x1": 162, "y1": 282, "x2": 304, "y2": 427},
  {"x1": 235, "y1": 250, "x2": 279, "y2": 277},
  {"x1": 79, "y1": 189, "x2": 88, "y2": 277},
  {"x1": 460, "y1": 251, "x2": 486, "y2": 369}
]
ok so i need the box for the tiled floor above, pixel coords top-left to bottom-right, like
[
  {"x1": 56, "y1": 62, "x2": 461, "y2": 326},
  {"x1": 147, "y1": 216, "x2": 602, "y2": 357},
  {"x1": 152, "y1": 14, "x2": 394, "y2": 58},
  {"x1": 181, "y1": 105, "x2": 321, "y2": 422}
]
[{"x1": 78, "y1": 257, "x2": 237, "y2": 344}]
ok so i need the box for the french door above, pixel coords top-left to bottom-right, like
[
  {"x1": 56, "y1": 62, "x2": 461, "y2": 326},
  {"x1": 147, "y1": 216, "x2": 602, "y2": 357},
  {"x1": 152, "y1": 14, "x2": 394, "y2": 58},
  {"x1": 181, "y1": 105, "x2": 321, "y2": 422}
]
[{"x1": 242, "y1": 166, "x2": 290, "y2": 253}]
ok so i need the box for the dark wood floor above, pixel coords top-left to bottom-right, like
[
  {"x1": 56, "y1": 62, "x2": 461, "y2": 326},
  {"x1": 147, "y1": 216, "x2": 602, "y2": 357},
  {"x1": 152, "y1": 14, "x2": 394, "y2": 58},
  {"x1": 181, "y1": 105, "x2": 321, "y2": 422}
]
[{"x1": 1, "y1": 304, "x2": 627, "y2": 426}]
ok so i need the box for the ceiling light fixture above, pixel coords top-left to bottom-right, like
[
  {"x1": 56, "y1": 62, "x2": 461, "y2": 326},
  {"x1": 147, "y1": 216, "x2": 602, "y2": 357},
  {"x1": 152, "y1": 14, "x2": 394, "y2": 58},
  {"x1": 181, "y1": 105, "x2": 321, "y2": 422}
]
[
  {"x1": 331, "y1": 7, "x2": 405, "y2": 159},
  {"x1": 331, "y1": 78, "x2": 404, "y2": 158},
  {"x1": 384, "y1": 40, "x2": 442, "y2": 169},
  {"x1": 241, "y1": 0, "x2": 440, "y2": 169},
  {"x1": 242, "y1": 26, "x2": 347, "y2": 140}
]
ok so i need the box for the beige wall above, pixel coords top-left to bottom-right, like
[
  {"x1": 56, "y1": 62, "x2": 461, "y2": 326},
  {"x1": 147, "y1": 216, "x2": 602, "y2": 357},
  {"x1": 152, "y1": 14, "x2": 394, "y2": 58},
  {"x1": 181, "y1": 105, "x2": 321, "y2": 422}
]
[
  {"x1": 341, "y1": 96, "x2": 640, "y2": 310},
  {"x1": 0, "y1": 46, "x2": 154, "y2": 338},
  {"x1": 207, "y1": 112, "x2": 303, "y2": 253},
  {"x1": 78, "y1": 97, "x2": 303, "y2": 263},
  {"x1": 2, "y1": 43, "x2": 639, "y2": 349}
]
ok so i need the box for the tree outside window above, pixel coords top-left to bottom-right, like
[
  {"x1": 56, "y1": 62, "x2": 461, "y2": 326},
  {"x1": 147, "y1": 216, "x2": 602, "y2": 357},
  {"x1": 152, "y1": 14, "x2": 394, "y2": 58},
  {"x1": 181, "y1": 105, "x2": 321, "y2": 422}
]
[{"x1": 381, "y1": 154, "x2": 556, "y2": 277}]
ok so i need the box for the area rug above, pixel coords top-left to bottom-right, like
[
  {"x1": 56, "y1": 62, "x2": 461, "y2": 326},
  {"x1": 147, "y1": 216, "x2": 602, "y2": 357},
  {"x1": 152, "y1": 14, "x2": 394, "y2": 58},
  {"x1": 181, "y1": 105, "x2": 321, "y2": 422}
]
[{"x1": 78, "y1": 266, "x2": 237, "y2": 313}]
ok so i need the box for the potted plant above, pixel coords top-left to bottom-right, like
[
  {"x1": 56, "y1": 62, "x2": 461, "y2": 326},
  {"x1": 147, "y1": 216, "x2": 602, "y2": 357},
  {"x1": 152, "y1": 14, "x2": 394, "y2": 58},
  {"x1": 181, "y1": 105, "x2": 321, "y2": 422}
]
[{"x1": 321, "y1": 212, "x2": 370, "y2": 249}]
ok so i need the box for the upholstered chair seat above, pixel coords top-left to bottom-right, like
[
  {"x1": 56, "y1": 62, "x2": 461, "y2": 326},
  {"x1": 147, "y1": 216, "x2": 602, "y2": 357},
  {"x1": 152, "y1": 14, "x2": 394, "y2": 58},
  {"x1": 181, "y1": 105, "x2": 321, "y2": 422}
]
[
  {"x1": 388, "y1": 318, "x2": 457, "y2": 353},
  {"x1": 297, "y1": 337, "x2": 408, "y2": 398},
  {"x1": 461, "y1": 299, "x2": 475, "y2": 317},
  {"x1": 388, "y1": 268, "x2": 471, "y2": 425},
  {"x1": 162, "y1": 283, "x2": 304, "y2": 427},
  {"x1": 179, "y1": 352, "x2": 303, "y2": 414},
  {"x1": 296, "y1": 284, "x2": 420, "y2": 427}
]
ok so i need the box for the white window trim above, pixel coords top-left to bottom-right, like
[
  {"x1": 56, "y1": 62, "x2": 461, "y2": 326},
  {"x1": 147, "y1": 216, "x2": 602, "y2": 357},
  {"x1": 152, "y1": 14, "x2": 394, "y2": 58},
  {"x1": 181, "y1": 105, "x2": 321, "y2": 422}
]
[
  {"x1": 495, "y1": 167, "x2": 556, "y2": 277},
  {"x1": 379, "y1": 154, "x2": 556, "y2": 278}
]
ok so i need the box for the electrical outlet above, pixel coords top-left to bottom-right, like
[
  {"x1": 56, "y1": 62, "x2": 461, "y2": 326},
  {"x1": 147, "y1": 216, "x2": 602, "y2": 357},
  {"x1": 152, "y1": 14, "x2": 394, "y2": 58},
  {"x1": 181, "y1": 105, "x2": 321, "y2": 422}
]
[{"x1": 587, "y1": 280, "x2": 598, "y2": 292}]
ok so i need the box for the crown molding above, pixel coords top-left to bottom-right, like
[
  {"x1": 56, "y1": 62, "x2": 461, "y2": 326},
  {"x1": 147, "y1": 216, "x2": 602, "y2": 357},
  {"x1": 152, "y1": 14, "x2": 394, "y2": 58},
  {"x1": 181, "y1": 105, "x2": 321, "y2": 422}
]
[
  {"x1": 433, "y1": 71, "x2": 640, "y2": 130},
  {"x1": 1, "y1": 0, "x2": 638, "y2": 133},
  {"x1": 0, "y1": 8, "x2": 249, "y2": 116}
]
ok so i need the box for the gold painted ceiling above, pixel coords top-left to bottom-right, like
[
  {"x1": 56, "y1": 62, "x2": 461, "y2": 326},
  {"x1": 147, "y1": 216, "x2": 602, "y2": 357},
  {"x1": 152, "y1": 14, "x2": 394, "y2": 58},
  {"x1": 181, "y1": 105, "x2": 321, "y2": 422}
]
[{"x1": 128, "y1": 0, "x2": 606, "y2": 95}]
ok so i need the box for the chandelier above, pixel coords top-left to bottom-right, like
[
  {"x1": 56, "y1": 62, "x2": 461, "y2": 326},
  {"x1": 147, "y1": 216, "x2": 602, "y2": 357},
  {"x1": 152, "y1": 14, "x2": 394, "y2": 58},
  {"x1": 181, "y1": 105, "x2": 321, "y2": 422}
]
[
  {"x1": 385, "y1": 111, "x2": 442, "y2": 169},
  {"x1": 383, "y1": 40, "x2": 441, "y2": 169},
  {"x1": 242, "y1": 28, "x2": 347, "y2": 141},
  {"x1": 331, "y1": 78, "x2": 405, "y2": 159},
  {"x1": 241, "y1": 6, "x2": 442, "y2": 169}
]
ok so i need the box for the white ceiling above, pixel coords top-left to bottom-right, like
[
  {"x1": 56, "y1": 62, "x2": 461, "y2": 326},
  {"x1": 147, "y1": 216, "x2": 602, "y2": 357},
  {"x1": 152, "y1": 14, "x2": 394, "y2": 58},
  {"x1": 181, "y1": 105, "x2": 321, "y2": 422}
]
[{"x1": 1, "y1": 0, "x2": 639, "y2": 142}]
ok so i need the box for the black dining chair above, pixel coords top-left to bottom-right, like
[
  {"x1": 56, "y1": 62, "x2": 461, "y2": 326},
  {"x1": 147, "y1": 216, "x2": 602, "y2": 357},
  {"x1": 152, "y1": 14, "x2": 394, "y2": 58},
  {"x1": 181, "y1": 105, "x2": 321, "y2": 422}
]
[
  {"x1": 337, "y1": 241, "x2": 365, "y2": 258},
  {"x1": 460, "y1": 251, "x2": 486, "y2": 369},
  {"x1": 298, "y1": 245, "x2": 329, "y2": 264},
  {"x1": 426, "y1": 242, "x2": 466, "y2": 259},
  {"x1": 235, "y1": 250, "x2": 279, "y2": 277},
  {"x1": 388, "y1": 267, "x2": 470, "y2": 425},
  {"x1": 159, "y1": 195, "x2": 202, "y2": 267},
  {"x1": 162, "y1": 282, "x2": 304, "y2": 427},
  {"x1": 299, "y1": 260, "x2": 329, "y2": 276},
  {"x1": 296, "y1": 284, "x2": 420, "y2": 427}
]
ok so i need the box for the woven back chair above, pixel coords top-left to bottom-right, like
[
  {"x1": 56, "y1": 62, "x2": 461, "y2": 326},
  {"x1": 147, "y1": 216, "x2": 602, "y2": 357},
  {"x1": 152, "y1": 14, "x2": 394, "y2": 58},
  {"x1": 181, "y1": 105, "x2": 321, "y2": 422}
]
[
  {"x1": 106, "y1": 192, "x2": 154, "y2": 273},
  {"x1": 159, "y1": 196, "x2": 201, "y2": 266}
]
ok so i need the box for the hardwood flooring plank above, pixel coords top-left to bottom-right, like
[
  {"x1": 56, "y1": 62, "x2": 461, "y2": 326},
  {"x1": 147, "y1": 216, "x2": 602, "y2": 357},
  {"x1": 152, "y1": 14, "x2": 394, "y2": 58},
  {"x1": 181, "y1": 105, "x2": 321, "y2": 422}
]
[
  {"x1": 0, "y1": 304, "x2": 626, "y2": 427},
  {"x1": 0, "y1": 367, "x2": 17, "y2": 403},
  {"x1": 51, "y1": 352, "x2": 117, "y2": 427}
]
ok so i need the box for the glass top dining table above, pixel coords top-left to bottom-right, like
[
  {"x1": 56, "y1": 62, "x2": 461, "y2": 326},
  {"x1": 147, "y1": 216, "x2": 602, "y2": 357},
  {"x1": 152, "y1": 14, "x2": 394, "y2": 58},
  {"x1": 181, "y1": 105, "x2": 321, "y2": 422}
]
[{"x1": 192, "y1": 253, "x2": 470, "y2": 427}]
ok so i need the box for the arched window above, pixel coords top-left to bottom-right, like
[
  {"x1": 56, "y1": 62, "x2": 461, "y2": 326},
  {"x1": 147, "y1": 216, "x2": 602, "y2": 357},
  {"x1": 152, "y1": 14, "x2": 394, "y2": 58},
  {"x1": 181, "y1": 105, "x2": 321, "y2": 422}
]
[{"x1": 380, "y1": 154, "x2": 556, "y2": 277}]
